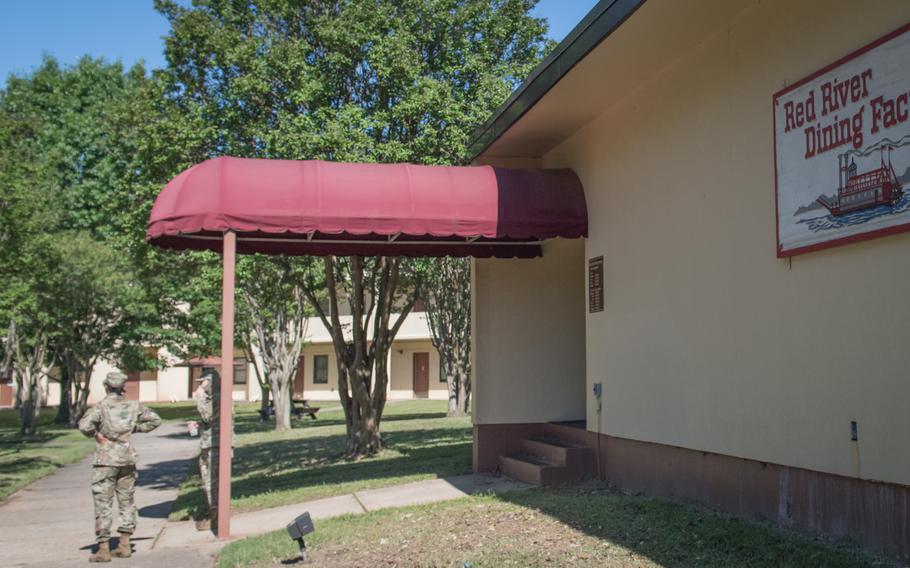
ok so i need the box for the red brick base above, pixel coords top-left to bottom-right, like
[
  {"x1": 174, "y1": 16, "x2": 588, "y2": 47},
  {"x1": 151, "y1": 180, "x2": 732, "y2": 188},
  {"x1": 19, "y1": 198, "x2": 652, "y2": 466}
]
[
  {"x1": 473, "y1": 423, "x2": 910, "y2": 562},
  {"x1": 473, "y1": 422, "x2": 544, "y2": 473}
]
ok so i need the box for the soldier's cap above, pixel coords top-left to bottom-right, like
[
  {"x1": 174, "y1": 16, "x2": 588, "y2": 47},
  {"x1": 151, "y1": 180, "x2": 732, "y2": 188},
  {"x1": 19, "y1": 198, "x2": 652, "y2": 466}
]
[{"x1": 104, "y1": 372, "x2": 128, "y2": 389}]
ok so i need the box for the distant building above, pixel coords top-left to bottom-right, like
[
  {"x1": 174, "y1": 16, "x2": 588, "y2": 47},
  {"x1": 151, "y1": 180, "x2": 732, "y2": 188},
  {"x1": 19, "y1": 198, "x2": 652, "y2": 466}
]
[{"x1": 0, "y1": 312, "x2": 443, "y2": 406}]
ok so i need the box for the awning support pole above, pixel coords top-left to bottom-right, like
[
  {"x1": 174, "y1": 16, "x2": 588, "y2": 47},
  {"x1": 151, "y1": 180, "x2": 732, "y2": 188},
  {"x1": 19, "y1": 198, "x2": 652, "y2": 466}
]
[{"x1": 217, "y1": 230, "x2": 236, "y2": 539}]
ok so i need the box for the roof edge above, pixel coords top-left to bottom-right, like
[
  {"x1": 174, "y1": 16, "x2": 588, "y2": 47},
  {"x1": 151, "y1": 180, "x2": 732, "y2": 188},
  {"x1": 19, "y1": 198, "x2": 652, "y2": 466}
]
[{"x1": 467, "y1": 0, "x2": 645, "y2": 160}]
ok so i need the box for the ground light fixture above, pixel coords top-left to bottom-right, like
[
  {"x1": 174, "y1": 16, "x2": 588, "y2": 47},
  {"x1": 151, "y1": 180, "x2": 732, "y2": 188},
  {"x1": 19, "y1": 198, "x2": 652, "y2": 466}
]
[{"x1": 286, "y1": 512, "x2": 315, "y2": 562}]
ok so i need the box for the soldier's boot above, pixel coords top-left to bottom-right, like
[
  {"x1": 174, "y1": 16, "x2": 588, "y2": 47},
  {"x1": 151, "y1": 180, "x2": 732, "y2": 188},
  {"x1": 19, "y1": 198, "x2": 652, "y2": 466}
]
[
  {"x1": 88, "y1": 542, "x2": 111, "y2": 563},
  {"x1": 111, "y1": 533, "x2": 131, "y2": 558}
]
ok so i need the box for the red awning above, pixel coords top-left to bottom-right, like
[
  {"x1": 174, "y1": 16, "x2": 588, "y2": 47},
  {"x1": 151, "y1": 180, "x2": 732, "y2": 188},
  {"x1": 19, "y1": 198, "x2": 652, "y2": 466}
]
[{"x1": 146, "y1": 157, "x2": 587, "y2": 258}]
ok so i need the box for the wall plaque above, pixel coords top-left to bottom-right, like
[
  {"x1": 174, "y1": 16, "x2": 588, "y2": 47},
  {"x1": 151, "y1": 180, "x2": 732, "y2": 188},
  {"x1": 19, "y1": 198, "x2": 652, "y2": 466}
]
[
  {"x1": 588, "y1": 256, "x2": 603, "y2": 313},
  {"x1": 774, "y1": 23, "x2": 910, "y2": 256}
]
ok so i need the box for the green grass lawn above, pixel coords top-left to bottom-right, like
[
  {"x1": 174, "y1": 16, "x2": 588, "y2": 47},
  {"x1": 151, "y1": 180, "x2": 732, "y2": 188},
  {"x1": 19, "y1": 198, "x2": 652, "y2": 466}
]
[
  {"x1": 0, "y1": 409, "x2": 94, "y2": 501},
  {"x1": 0, "y1": 400, "x2": 208, "y2": 502},
  {"x1": 218, "y1": 487, "x2": 895, "y2": 568},
  {"x1": 146, "y1": 401, "x2": 204, "y2": 422},
  {"x1": 169, "y1": 399, "x2": 472, "y2": 521}
]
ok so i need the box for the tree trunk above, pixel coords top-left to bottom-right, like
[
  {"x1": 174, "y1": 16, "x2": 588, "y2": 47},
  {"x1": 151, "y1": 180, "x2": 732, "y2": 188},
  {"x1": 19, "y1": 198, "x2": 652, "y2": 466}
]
[
  {"x1": 259, "y1": 386, "x2": 271, "y2": 420},
  {"x1": 458, "y1": 372, "x2": 468, "y2": 415},
  {"x1": 423, "y1": 258, "x2": 471, "y2": 418},
  {"x1": 241, "y1": 278, "x2": 307, "y2": 432},
  {"x1": 10, "y1": 324, "x2": 47, "y2": 437},
  {"x1": 55, "y1": 365, "x2": 72, "y2": 425},
  {"x1": 70, "y1": 379, "x2": 92, "y2": 428},
  {"x1": 346, "y1": 365, "x2": 383, "y2": 455},
  {"x1": 246, "y1": 344, "x2": 271, "y2": 420},
  {"x1": 18, "y1": 372, "x2": 39, "y2": 436},
  {"x1": 446, "y1": 377, "x2": 460, "y2": 416},
  {"x1": 270, "y1": 377, "x2": 291, "y2": 431},
  {"x1": 443, "y1": 359, "x2": 463, "y2": 417},
  {"x1": 305, "y1": 255, "x2": 418, "y2": 458},
  {"x1": 347, "y1": 410, "x2": 382, "y2": 455}
]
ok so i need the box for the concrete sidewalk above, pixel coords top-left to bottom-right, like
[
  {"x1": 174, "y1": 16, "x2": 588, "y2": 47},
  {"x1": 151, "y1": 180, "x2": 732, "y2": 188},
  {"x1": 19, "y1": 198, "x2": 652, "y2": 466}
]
[
  {"x1": 154, "y1": 473, "x2": 528, "y2": 550},
  {"x1": 0, "y1": 417, "x2": 527, "y2": 567},
  {"x1": 0, "y1": 421, "x2": 207, "y2": 568}
]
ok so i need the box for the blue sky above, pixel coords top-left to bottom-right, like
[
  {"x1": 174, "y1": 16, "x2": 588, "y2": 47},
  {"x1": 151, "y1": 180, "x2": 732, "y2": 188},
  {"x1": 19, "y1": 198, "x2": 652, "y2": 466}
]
[{"x1": 0, "y1": 0, "x2": 598, "y2": 80}]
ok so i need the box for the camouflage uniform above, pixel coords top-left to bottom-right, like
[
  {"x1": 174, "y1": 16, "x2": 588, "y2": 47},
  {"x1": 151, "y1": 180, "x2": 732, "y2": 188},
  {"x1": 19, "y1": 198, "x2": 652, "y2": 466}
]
[
  {"x1": 78, "y1": 374, "x2": 161, "y2": 544},
  {"x1": 196, "y1": 390, "x2": 215, "y2": 514},
  {"x1": 194, "y1": 369, "x2": 234, "y2": 521}
]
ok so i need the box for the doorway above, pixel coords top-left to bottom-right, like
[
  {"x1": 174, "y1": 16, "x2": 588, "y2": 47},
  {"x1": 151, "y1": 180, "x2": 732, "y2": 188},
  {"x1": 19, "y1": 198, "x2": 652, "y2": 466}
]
[
  {"x1": 413, "y1": 352, "x2": 429, "y2": 398},
  {"x1": 292, "y1": 356, "x2": 305, "y2": 399}
]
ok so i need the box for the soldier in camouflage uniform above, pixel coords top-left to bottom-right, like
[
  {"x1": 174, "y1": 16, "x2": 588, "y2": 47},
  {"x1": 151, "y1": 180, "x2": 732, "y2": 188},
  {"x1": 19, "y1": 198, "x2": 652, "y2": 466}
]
[
  {"x1": 78, "y1": 372, "x2": 161, "y2": 563},
  {"x1": 194, "y1": 370, "x2": 215, "y2": 531},
  {"x1": 193, "y1": 368, "x2": 235, "y2": 531}
]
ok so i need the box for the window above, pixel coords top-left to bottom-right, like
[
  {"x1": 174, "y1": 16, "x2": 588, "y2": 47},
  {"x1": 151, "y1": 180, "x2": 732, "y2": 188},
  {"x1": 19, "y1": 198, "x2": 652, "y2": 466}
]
[
  {"x1": 233, "y1": 360, "x2": 248, "y2": 385},
  {"x1": 313, "y1": 355, "x2": 329, "y2": 384}
]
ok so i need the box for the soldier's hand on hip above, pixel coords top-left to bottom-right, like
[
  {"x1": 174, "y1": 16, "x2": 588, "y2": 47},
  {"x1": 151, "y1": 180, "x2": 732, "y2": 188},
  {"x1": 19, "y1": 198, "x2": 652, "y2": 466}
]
[{"x1": 95, "y1": 432, "x2": 111, "y2": 444}]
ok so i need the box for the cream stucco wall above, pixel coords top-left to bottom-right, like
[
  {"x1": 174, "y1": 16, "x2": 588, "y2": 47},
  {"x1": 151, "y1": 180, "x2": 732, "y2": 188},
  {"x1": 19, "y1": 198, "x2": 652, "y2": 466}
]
[
  {"x1": 297, "y1": 344, "x2": 342, "y2": 400},
  {"x1": 473, "y1": 238, "x2": 587, "y2": 424},
  {"x1": 538, "y1": 0, "x2": 910, "y2": 486},
  {"x1": 297, "y1": 339, "x2": 445, "y2": 401},
  {"x1": 389, "y1": 339, "x2": 445, "y2": 400},
  {"x1": 158, "y1": 365, "x2": 189, "y2": 402}
]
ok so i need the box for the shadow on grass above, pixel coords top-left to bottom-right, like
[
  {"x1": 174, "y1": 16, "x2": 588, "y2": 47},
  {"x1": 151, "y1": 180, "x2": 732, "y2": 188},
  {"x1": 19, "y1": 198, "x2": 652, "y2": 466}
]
[
  {"x1": 0, "y1": 455, "x2": 57, "y2": 474},
  {"x1": 175, "y1": 422, "x2": 472, "y2": 520},
  {"x1": 233, "y1": 411, "x2": 449, "y2": 435},
  {"x1": 0, "y1": 456, "x2": 60, "y2": 496},
  {"x1": 0, "y1": 430, "x2": 69, "y2": 446},
  {"x1": 494, "y1": 488, "x2": 890, "y2": 568}
]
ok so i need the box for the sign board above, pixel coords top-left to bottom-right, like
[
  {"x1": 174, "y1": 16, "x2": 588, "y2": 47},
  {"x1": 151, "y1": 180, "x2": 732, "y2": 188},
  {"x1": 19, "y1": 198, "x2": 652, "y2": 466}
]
[
  {"x1": 774, "y1": 23, "x2": 910, "y2": 257},
  {"x1": 588, "y1": 256, "x2": 603, "y2": 313}
]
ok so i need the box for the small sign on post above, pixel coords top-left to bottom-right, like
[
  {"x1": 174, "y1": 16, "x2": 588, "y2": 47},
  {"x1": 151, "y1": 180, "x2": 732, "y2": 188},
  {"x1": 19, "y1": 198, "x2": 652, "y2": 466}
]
[{"x1": 588, "y1": 256, "x2": 604, "y2": 313}]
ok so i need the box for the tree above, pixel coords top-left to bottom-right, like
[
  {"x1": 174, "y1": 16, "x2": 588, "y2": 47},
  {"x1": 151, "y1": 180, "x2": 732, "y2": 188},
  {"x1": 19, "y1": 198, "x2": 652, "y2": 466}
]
[
  {"x1": 303, "y1": 256, "x2": 420, "y2": 455},
  {"x1": 424, "y1": 257, "x2": 472, "y2": 416},
  {"x1": 49, "y1": 234, "x2": 147, "y2": 426},
  {"x1": 155, "y1": 0, "x2": 552, "y2": 454},
  {"x1": 239, "y1": 257, "x2": 312, "y2": 431},
  {"x1": 0, "y1": 78, "x2": 61, "y2": 435}
]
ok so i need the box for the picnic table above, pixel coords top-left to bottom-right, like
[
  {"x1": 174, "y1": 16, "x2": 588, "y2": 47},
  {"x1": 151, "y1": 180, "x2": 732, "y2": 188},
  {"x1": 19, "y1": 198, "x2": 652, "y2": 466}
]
[
  {"x1": 257, "y1": 399, "x2": 321, "y2": 421},
  {"x1": 292, "y1": 399, "x2": 320, "y2": 420}
]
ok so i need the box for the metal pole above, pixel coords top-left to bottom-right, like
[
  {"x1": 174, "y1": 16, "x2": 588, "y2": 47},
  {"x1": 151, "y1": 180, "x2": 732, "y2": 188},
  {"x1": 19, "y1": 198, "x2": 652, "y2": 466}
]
[{"x1": 217, "y1": 230, "x2": 236, "y2": 539}]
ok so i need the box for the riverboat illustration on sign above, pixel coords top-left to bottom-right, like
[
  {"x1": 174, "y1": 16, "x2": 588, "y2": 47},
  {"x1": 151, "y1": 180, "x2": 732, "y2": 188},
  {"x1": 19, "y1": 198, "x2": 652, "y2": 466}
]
[{"x1": 816, "y1": 145, "x2": 903, "y2": 216}]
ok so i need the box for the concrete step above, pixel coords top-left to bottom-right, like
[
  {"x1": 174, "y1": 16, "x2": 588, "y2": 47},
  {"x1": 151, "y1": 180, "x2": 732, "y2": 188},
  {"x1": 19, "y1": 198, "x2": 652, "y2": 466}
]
[
  {"x1": 521, "y1": 437, "x2": 594, "y2": 471},
  {"x1": 543, "y1": 422, "x2": 594, "y2": 447},
  {"x1": 499, "y1": 453, "x2": 552, "y2": 486},
  {"x1": 499, "y1": 452, "x2": 591, "y2": 487}
]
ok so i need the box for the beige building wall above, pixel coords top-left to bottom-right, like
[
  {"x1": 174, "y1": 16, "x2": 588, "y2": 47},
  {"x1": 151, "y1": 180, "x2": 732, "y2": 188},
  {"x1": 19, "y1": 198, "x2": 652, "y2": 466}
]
[
  {"x1": 297, "y1": 344, "x2": 341, "y2": 400},
  {"x1": 537, "y1": 0, "x2": 910, "y2": 486},
  {"x1": 42, "y1": 376, "x2": 62, "y2": 407},
  {"x1": 86, "y1": 360, "x2": 115, "y2": 404},
  {"x1": 473, "y1": 237, "x2": 586, "y2": 425},
  {"x1": 157, "y1": 365, "x2": 188, "y2": 402},
  {"x1": 389, "y1": 339, "x2": 445, "y2": 400},
  {"x1": 297, "y1": 339, "x2": 445, "y2": 401}
]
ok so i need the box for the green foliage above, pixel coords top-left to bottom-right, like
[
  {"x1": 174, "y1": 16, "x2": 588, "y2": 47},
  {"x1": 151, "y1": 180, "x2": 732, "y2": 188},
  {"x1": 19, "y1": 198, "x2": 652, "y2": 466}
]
[
  {"x1": 155, "y1": 0, "x2": 552, "y2": 164},
  {"x1": 151, "y1": 0, "x2": 552, "y2": 449},
  {"x1": 0, "y1": 57, "x2": 206, "y2": 431},
  {"x1": 0, "y1": 1, "x2": 553, "y2": 436}
]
